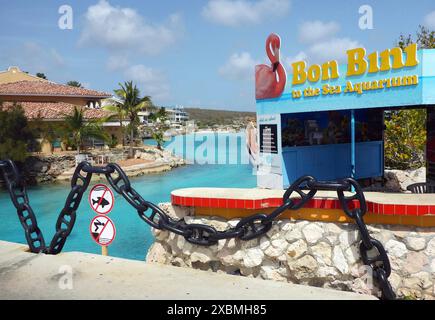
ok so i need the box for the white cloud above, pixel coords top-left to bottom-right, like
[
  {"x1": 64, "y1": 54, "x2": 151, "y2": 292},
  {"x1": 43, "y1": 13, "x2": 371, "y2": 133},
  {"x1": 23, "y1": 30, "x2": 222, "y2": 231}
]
[
  {"x1": 285, "y1": 51, "x2": 308, "y2": 66},
  {"x1": 308, "y1": 37, "x2": 363, "y2": 63},
  {"x1": 202, "y1": 0, "x2": 291, "y2": 27},
  {"x1": 79, "y1": 0, "x2": 183, "y2": 55},
  {"x1": 123, "y1": 64, "x2": 170, "y2": 101},
  {"x1": 423, "y1": 10, "x2": 435, "y2": 29},
  {"x1": 298, "y1": 20, "x2": 340, "y2": 43},
  {"x1": 219, "y1": 52, "x2": 259, "y2": 80}
]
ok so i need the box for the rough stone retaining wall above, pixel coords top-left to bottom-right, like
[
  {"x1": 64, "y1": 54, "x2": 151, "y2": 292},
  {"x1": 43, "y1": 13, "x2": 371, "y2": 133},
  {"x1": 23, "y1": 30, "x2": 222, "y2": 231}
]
[{"x1": 146, "y1": 203, "x2": 435, "y2": 300}]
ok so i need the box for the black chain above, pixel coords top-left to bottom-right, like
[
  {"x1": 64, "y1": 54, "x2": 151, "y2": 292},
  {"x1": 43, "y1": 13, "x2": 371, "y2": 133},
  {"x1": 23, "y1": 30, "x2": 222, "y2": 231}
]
[{"x1": 0, "y1": 159, "x2": 395, "y2": 299}]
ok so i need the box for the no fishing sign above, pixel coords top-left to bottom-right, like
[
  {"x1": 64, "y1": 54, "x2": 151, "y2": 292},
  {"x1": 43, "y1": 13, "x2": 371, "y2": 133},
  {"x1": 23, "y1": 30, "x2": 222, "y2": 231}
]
[{"x1": 88, "y1": 184, "x2": 114, "y2": 215}]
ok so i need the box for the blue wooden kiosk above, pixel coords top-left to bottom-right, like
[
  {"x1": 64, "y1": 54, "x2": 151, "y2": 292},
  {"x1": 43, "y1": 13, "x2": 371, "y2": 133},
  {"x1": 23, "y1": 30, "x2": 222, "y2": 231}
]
[{"x1": 255, "y1": 35, "x2": 435, "y2": 189}]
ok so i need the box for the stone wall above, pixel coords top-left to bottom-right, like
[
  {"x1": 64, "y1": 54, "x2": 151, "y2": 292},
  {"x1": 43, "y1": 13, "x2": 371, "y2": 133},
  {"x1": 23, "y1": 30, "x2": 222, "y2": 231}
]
[
  {"x1": 146, "y1": 203, "x2": 435, "y2": 300},
  {"x1": 23, "y1": 154, "x2": 76, "y2": 184}
]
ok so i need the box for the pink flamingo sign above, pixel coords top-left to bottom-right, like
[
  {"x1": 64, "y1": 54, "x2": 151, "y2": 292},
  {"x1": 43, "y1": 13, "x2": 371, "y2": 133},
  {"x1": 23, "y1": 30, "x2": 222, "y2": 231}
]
[{"x1": 255, "y1": 33, "x2": 287, "y2": 100}]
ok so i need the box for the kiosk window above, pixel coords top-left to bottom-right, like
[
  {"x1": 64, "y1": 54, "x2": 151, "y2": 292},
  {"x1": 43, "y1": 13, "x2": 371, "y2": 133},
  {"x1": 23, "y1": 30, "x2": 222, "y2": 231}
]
[{"x1": 281, "y1": 109, "x2": 383, "y2": 147}]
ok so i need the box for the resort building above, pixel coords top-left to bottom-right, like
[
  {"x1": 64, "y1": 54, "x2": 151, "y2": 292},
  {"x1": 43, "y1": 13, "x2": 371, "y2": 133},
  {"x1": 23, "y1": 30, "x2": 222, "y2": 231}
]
[
  {"x1": 166, "y1": 105, "x2": 189, "y2": 124},
  {"x1": 0, "y1": 66, "x2": 121, "y2": 152}
]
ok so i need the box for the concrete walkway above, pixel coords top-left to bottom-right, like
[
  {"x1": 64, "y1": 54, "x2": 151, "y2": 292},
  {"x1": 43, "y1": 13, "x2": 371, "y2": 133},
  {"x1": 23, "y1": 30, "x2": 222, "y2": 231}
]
[{"x1": 0, "y1": 241, "x2": 375, "y2": 300}]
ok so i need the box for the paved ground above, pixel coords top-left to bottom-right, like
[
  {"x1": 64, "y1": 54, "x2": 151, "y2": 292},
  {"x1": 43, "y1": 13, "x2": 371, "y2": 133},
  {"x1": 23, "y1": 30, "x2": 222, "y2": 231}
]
[{"x1": 0, "y1": 241, "x2": 375, "y2": 300}]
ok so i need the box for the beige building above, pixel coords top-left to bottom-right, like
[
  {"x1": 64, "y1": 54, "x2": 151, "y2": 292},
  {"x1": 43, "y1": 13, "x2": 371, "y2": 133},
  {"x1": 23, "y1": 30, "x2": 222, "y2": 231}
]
[{"x1": 0, "y1": 66, "x2": 123, "y2": 153}]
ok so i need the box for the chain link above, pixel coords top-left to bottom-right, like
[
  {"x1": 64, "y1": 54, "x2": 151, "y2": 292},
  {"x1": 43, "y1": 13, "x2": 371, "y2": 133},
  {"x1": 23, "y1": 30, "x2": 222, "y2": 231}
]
[{"x1": 0, "y1": 159, "x2": 396, "y2": 299}]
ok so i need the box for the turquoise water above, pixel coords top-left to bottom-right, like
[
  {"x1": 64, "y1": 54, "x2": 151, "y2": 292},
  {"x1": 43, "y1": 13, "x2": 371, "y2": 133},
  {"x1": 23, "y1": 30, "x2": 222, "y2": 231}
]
[{"x1": 0, "y1": 133, "x2": 256, "y2": 260}]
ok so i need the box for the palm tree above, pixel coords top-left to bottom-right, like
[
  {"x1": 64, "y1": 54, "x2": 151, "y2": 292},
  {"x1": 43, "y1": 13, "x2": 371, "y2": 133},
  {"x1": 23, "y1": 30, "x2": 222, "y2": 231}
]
[
  {"x1": 103, "y1": 102, "x2": 127, "y2": 146},
  {"x1": 148, "y1": 107, "x2": 169, "y2": 150},
  {"x1": 111, "y1": 81, "x2": 153, "y2": 158},
  {"x1": 63, "y1": 106, "x2": 109, "y2": 154},
  {"x1": 66, "y1": 80, "x2": 83, "y2": 88}
]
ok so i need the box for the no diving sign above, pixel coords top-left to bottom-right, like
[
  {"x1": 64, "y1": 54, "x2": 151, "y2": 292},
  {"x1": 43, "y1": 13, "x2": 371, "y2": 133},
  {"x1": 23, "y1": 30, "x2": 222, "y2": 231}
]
[
  {"x1": 89, "y1": 215, "x2": 116, "y2": 246},
  {"x1": 89, "y1": 184, "x2": 114, "y2": 215}
]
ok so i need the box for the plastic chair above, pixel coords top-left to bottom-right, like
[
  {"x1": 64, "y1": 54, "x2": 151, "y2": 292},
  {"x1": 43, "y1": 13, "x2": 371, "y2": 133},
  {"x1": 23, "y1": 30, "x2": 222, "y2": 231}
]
[{"x1": 406, "y1": 182, "x2": 435, "y2": 194}]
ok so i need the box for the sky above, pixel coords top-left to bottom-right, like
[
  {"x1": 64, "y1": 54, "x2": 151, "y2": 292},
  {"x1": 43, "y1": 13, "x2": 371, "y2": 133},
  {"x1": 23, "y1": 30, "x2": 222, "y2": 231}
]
[{"x1": 1, "y1": 0, "x2": 435, "y2": 111}]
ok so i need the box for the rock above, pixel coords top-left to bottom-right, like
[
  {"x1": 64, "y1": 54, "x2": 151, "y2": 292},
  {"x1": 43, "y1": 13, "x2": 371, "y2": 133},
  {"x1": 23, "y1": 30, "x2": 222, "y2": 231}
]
[
  {"x1": 403, "y1": 252, "x2": 428, "y2": 274},
  {"x1": 384, "y1": 168, "x2": 426, "y2": 192},
  {"x1": 284, "y1": 228, "x2": 302, "y2": 243},
  {"x1": 405, "y1": 237, "x2": 426, "y2": 251},
  {"x1": 146, "y1": 242, "x2": 169, "y2": 264},
  {"x1": 326, "y1": 223, "x2": 343, "y2": 234},
  {"x1": 431, "y1": 259, "x2": 435, "y2": 275},
  {"x1": 260, "y1": 261, "x2": 287, "y2": 281},
  {"x1": 302, "y1": 224, "x2": 323, "y2": 244},
  {"x1": 190, "y1": 247, "x2": 213, "y2": 264},
  {"x1": 388, "y1": 272, "x2": 402, "y2": 291},
  {"x1": 259, "y1": 237, "x2": 270, "y2": 251},
  {"x1": 317, "y1": 266, "x2": 339, "y2": 278},
  {"x1": 242, "y1": 248, "x2": 264, "y2": 268},
  {"x1": 289, "y1": 255, "x2": 318, "y2": 279},
  {"x1": 264, "y1": 239, "x2": 288, "y2": 258},
  {"x1": 332, "y1": 246, "x2": 349, "y2": 274},
  {"x1": 425, "y1": 238, "x2": 435, "y2": 256},
  {"x1": 403, "y1": 272, "x2": 432, "y2": 290},
  {"x1": 338, "y1": 230, "x2": 360, "y2": 248},
  {"x1": 385, "y1": 239, "x2": 408, "y2": 258},
  {"x1": 344, "y1": 243, "x2": 360, "y2": 265},
  {"x1": 226, "y1": 238, "x2": 237, "y2": 249},
  {"x1": 286, "y1": 239, "x2": 307, "y2": 261},
  {"x1": 310, "y1": 241, "x2": 332, "y2": 266}
]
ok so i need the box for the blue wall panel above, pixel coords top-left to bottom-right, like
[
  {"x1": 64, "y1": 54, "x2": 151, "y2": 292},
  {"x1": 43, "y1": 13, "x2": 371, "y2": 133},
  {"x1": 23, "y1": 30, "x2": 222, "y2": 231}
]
[{"x1": 282, "y1": 141, "x2": 383, "y2": 187}]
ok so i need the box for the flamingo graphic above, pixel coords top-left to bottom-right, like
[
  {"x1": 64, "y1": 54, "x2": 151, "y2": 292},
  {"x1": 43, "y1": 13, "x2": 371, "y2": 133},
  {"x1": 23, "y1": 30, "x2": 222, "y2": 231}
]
[{"x1": 255, "y1": 33, "x2": 287, "y2": 100}]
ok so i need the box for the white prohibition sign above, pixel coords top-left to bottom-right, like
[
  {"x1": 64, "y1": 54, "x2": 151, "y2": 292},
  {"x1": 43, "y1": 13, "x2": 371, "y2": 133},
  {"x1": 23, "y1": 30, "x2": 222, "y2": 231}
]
[
  {"x1": 88, "y1": 184, "x2": 114, "y2": 215},
  {"x1": 89, "y1": 215, "x2": 116, "y2": 246}
]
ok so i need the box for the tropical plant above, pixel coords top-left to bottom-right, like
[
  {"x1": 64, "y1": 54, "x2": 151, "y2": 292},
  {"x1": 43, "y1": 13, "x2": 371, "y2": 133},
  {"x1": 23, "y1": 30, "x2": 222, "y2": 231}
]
[
  {"x1": 385, "y1": 26, "x2": 435, "y2": 170},
  {"x1": 0, "y1": 103, "x2": 36, "y2": 161},
  {"x1": 66, "y1": 80, "x2": 83, "y2": 88},
  {"x1": 62, "y1": 106, "x2": 109, "y2": 154},
  {"x1": 148, "y1": 107, "x2": 169, "y2": 150},
  {"x1": 110, "y1": 81, "x2": 153, "y2": 158},
  {"x1": 36, "y1": 72, "x2": 47, "y2": 79},
  {"x1": 384, "y1": 109, "x2": 426, "y2": 170}
]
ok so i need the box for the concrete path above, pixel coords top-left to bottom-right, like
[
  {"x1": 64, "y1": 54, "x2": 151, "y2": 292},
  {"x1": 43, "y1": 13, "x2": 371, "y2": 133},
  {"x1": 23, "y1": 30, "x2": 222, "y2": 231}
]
[{"x1": 0, "y1": 241, "x2": 375, "y2": 300}]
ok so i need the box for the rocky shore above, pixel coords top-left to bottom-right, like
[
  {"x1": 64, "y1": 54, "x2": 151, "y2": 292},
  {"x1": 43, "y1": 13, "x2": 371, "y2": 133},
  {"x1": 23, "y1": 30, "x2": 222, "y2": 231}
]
[{"x1": 22, "y1": 146, "x2": 185, "y2": 184}]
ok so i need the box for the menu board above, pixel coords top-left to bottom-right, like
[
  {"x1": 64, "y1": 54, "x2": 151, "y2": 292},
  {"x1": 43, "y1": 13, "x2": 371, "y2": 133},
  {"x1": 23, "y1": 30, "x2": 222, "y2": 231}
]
[{"x1": 259, "y1": 124, "x2": 278, "y2": 154}]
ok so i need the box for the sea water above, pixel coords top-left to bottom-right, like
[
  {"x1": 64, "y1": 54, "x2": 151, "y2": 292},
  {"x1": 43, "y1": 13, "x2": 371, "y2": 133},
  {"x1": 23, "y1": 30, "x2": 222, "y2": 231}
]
[{"x1": 0, "y1": 132, "x2": 256, "y2": 260}]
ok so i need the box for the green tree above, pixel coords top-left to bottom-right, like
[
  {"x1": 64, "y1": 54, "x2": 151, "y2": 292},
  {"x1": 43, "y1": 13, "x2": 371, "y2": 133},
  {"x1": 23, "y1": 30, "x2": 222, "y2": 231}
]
[
  {"x1": 112, "y1": 81, "x2": 153, "y2": 158},
  {"x1": 36, "y1": 72, "x2": 47, "y2": 80},
  {"x1": 384, "y1": 109, "x2": 426, "y2": 169},
  {"x1": 28, "y1": 112, "x2": 62, "y2": 154},
  {"x1": 0, "y1": 103, "x2": 36, "y2": 161},
  {"x1": 148, "y1": 107, "x2": 168, "y2": 150},
  {"x1": 63, "y1": 106, "x2": 109, "y2": 154},
  {"x1": 66, "y1": 80, "x2": 82, "y2": 88},
  {"x1": 385, "y1": 26, "x2": 435, "y2": 170}
]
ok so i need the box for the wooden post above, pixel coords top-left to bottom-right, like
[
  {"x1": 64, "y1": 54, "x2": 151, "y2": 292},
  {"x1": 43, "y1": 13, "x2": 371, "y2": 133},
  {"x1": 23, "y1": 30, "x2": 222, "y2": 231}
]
[{"x1": 101, "y1": 245, "x2": 108, "y2": 256}]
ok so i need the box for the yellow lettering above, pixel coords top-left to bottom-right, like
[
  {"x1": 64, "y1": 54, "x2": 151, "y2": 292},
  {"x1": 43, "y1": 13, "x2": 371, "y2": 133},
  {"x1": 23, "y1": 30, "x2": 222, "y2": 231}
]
[
  {"x1": 404, "y1": 43, "x2": 418, "y2": 67},
  {"x1": 292, "y1": 61, "x2": 307, "y2": 85},
  {"x1": 367, "y1": 52, "x2": 379, "y2": 73},
  {"x1": 321, "y1": 61, "x2": 339, "y2": 81},
  {"x1": 307, "y1": 65, "x2": 321, "y2": 82},
  {"x1": 379, "y1": 47, "x2": 404, "y2": 71},
  {"x1": 346, "y1": 48, "x2": 367, "y2": 76}
]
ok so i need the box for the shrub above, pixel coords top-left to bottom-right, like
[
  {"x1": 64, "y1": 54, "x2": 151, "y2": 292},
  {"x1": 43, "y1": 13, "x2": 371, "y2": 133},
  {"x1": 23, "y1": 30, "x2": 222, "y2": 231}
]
[
  {"x1": 384, "y1": 109, "x2": 426, "y2": 170},
  {"x1": 0, "y1": 103, "x2": 36, "y2": 162}
]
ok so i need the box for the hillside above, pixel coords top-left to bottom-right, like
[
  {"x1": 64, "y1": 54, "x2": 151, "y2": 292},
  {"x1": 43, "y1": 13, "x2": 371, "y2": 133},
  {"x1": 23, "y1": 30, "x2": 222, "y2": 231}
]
[{"x1": 185, "y1": 108, "x2": 256, "y2": 128}]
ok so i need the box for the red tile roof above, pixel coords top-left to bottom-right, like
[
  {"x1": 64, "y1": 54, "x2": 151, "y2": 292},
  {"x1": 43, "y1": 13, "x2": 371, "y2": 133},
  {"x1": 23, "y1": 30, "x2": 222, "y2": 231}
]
[
  {"x1": 1, "y1": 102, "x2": 114, "y2": 120},
  {"x1": 0, "y1": 80, "x2": 111, "y2": 98}
]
